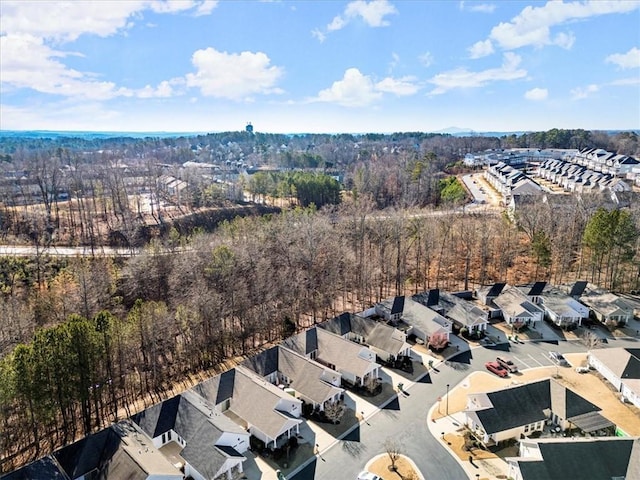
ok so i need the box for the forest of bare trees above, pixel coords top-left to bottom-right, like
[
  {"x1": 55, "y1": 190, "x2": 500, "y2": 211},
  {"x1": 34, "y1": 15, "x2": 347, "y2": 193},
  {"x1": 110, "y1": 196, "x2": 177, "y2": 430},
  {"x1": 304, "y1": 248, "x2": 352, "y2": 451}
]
[{"x1": 0, "y1": 128, "x2": 639, "y2": 472}]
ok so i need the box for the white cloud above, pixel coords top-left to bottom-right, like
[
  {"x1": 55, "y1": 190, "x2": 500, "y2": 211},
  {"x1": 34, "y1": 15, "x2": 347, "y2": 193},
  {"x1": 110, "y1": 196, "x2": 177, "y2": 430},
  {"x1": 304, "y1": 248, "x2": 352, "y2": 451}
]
[
  {"x1": 428, "y1": 52, "x2": 526, "y2": 95},
  {"x1": 375, "y1": 76, "x2": 420, "y2": 96},
  {"x1": 313, "y1": 68, "x2": 383, "y2": 106},
  {"x1": 418, "y1": 51, "x2": 434, "y2": 68},
  {"x1": 0, "y1": 34, "x2": 134, "y2": 100},
  {"x1": 0, "y1": 1, "x2": 146, "y2": 41},
  {"x1": 326, "y1": 0, "x2": 398, "y2": 32},
  {"x1": 459, "y1": 2, "x2": 496, "y2": 13},
  {"x1": 185, "y1": 48, "x2": 284, "y2": 100},
  {"x1": 570, "y1": 84, "x2": 599, "y2": 100},
  {"x1": 524, "y1": 87, "x2": 548, "y2": 100},
  {"x1": 311, "y1": 28, "x2": 326, "y2": 43},
  {"x1": 0, "y1": 0, "x2": 221, "y2": 101},
  {"x1": 606, "y1": 47, "x2": 640, "y2": 69},
  {"x1": 310, "y1": 68, "x2": 420, "y2": 106},
  {"x1": 136, "y1": 79, "x2": 183, "y2": 98},
  {"x1": 609, "y1": 77, "x2": 640, "y2": 86},
  {"x1": 194, "y1": 0, "x2": 219, "y2": 16},
  {"x1": 468, "y1": 39, "x2": 494, "y2": 58},
  {"x1": 474, "y1": 0, "x2": 639, "y2": 53}
]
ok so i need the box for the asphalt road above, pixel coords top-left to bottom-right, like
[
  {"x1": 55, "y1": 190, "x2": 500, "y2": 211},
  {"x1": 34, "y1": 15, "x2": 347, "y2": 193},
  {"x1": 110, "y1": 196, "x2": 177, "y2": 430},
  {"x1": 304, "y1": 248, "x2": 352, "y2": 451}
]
[{"x1": 290, "y1": 336, "x2": 639, "y2": 480}]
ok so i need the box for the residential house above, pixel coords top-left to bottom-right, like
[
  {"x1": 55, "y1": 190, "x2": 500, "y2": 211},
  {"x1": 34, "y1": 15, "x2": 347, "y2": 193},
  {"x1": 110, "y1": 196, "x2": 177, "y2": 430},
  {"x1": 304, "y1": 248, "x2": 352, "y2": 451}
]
[
  {"x1": 393, "y1": 295, "x2": 452, "y2": 346},
  {"x1": 241, "y1": 345, "x2": 343, "y2": 412},
  {"x1": 493, "y1": 285, "x2": 545, "y2": 328},
  {"x1": 191, "y1": 367, "x2": 303, "y2": 450},
  {"x1": 434, "y1": 291, "x2": 489, "y2": 337},
  {"x1": 579, "y1": 291, "x2": 635, "y2": 326},
  {"x1": 320, "y1": 313, "x2": 411, "y2": 363},
  {"x1": 282, "y1": 326, "x2": 380, "y2": 388},
  {"x1": 375, "y1": 295, "x2": 405, "y2": 324},
  {"x1": 132, "y1": 390, "x2": 249, "y2": 480},
  {"x1": 588, "y1": 347, "x2": 640, "y2": 409},
  {"x1": 506, "y1": 437, "x2": 640, "y2": 480},
  {"x1": 465, "y1": 378, "x2": 614, "y2": 447},
  {"x1": 53, "y1": 419, "x2": 182, "y2": 480},
  {"x1": 517, "y1": 283, "x2": 588, "y2": 329}
]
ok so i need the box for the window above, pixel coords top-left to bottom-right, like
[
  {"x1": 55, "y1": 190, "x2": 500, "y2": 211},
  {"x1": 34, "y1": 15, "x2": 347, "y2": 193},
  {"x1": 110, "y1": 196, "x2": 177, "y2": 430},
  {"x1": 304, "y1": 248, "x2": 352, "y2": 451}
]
[{"x1": 524, "y1": 424, "x2": 530, "y2": 433}]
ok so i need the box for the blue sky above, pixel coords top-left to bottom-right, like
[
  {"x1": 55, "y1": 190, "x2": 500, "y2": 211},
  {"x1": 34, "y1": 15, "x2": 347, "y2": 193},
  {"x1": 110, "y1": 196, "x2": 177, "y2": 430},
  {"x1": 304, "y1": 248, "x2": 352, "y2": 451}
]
[{"x1": 1, "y1": 0, "x2": 639, "y2": 134}]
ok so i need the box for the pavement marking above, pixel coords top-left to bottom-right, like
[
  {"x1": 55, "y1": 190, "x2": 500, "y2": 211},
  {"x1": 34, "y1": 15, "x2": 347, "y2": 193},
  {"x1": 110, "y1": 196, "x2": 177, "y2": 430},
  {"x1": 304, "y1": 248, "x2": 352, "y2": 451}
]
[
  {"x1": 527, "y1": 354, "x2": 545, "y2": 367},
  {"x1": 516, "y1": 356, "x2": 533, "y2": 369}
]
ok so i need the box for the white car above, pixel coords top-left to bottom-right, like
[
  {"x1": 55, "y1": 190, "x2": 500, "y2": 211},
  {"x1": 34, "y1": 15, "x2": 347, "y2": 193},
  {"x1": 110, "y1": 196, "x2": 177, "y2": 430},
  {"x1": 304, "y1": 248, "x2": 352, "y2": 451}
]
[
  {"x1": 575, "y1": 366, "x2": 589, "y2": 374},
  {"x1": 357, "y1": 472, "x2": 384, "y2": 480},
  {"x1": 549, "y1": 351, "x2": 569, "y2": 366}
]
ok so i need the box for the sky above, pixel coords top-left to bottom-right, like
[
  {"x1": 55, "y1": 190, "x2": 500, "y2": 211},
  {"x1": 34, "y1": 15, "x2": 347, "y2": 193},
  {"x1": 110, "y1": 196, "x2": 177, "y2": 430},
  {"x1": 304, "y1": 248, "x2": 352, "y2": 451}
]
[{"x1": 1, "y1": 0, "x2": 639, "y2": 134}]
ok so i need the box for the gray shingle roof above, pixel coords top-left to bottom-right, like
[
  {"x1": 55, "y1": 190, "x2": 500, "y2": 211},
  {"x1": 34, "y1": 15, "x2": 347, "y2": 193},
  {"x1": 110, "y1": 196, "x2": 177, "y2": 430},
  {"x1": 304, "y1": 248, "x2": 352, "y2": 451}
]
[
  {"x1": 284, "y1": 326, "x2": 378, "y2": 379},
  {"x1": 242, "y1": 346, "x2": 342, "y2": 406},
  {"x1": 53, "y1": 424, "x2": 122, "y2": 479},
  {"x1": 476, "y1": 380, "x2": 549, "y2": 434},
  {"x1": 402, "y1": 296, "x2": 451, "y2": 335},
  {"x1": 229, "y1": 367, "x2": 302, "y2": 441},
  {"x1": 1, "y1": 457, "x2": 66, "y2": 480},
  {"x1": 493, "y1": 286, "x2": 544, "y2": 319},
  {"x1": 473, "y1": 378, "x2": 609, "y2": 435},
  {"x1": 516, "y1": 438, "x2": 638, "y2": 480},
  {"x1": 365, "y1": 323, "x2": 408, "y2": 356},
  {"x1": 131, "y1": 390, "x2": 246, "y2": 478}
]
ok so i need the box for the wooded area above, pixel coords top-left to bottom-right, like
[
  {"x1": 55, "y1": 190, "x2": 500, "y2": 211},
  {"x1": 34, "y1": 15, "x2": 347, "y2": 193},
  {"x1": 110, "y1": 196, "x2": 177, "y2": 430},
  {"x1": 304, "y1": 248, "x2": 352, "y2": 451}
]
[{"x1": 0, "y1": 129, "x2": 638, "y2": 472}]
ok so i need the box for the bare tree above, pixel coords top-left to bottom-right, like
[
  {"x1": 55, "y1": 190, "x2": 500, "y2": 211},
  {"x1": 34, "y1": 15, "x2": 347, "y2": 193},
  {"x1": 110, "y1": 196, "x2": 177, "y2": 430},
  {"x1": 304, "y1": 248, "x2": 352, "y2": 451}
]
[
  {"x1": 384, "y1": 437, "x2": 404, "y2": 472},
  {"x1": 580, "y1": 330, "x2": 603, "y2": 349}
]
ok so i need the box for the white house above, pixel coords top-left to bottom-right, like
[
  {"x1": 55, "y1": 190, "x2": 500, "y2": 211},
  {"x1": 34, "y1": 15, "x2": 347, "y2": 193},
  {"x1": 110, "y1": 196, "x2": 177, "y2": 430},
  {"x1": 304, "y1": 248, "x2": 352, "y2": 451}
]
[
  {"x1": 464, "y1": 378, "x2": 613, "y2": 447},
  {"x1": 493, "y1": 285, "x2": 544, "y2": 327},
  {"x1": 580, "y1": 291, "x2": 635, "y2": 326},
  {"x1": 282, "y1": 326, "x2": 381, "y2": 388},
  {"x1": 588, "y1": 347, "x2": 640, "y2": 409},
  {"x1": 131, "y1": 391, "x2": 249, "y2": 480}
]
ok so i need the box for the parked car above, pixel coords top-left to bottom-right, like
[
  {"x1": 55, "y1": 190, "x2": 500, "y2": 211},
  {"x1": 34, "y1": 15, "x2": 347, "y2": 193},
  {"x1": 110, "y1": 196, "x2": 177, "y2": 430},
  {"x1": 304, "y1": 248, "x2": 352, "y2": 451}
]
[
  {"x1": 357, "y1": 472, "x2": 383, "y2": 480},
  {"x1": 549, "y1": 351, "x2": 569, "y2": 366},
  {"x1": 496, "y1": 356, "x2": 518, "y2": 373},
  {"x1": 575, "y1": 366, "x2": 590, "y2": 374},
  {"x1": 485, "y1": 361, "x2": 509, "y2": 377}
]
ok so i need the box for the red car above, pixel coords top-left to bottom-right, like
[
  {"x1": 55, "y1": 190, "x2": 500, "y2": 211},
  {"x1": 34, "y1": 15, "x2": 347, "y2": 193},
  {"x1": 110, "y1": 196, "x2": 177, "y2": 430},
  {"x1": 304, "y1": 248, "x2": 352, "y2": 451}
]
[{"x1": 485, "y1": 361, "x2": 509, "y2": 377}]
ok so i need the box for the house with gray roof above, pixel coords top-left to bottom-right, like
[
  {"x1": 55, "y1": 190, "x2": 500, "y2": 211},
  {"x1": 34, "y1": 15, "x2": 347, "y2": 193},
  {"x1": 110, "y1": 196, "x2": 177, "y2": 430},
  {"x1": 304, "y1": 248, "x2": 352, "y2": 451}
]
[
  {"x1": 579, "y1": 291, "x2": 634, "y2": 326},
  {"x1": 516, "y1": 283, "x2": 589, "y2": 329},
  {"x1": 506, "y1": 437, "x2": 640, "y2": 480},
  {"x1": 320, "y1": 313, "x2": 411, "y2": 363},
  {"x1": 50, "y1": 419, "x2": 183, "y2": 480},
  {"x1": 435, "y1": 291, "x2": 489, "y2": 336},
  {"x1": 493, "y1": 285, "x2": 544, "y2": 327},
  {"x1": 384, "y1": 295, "x2": 452, "y2": 346},
  {"x1": 131, "y1": 390, "x2": 249, "y2": 479},
  {"x1": 190, "y1": 367, "x2": 303, "y2": 450},
  {"x1": 588, "y1": 347, "x2": 640, "y2": 409},
  {"x1": 283, "y1": 326, "x2": 380, "y2": 388},
  {"x1": 465, "y1": 378, "x2": 614, "y2": 447},
  {"x1": 241, "y1": 345, "x2": 343, "y2": 412}
]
